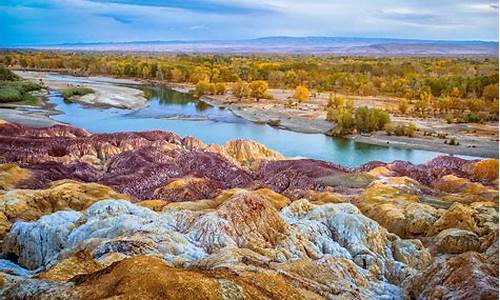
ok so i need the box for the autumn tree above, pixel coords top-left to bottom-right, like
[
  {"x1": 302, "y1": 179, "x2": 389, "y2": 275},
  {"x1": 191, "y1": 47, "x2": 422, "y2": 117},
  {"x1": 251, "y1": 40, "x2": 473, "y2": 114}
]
[
  {"x1": 293, "y1": 85, "x2": 310, "y2": 103},
  {"x1": 483, "y1": 83, "x2": 499, "y2": 101},
  {"x1": 328, "y1": 94, "x2": 345, "y2": 109},
  {"x1": 232, "y1": 80, "x2": 250, "y2": 100},
  {"x1": 215, "y1": 82, "x2": 226, "y2": 95},
  {"x1": 249, "y1": 80, "x2": 269, "y2": 102},
  {"x1": 193, "y1": 80, "x2": 212, "y2": 98}
]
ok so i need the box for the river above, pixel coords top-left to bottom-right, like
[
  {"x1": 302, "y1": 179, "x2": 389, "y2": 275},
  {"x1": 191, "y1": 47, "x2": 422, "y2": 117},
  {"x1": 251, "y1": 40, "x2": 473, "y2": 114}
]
[{"x1": 47, "y1": 83, "x2": 474, "y2": 167}]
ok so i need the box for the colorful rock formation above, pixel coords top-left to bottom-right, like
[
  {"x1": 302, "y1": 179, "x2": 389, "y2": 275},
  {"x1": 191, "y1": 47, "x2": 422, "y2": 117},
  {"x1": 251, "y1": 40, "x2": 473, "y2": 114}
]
[{"x1": 0, "y1": 122, "x2": 497, "y2": 299}]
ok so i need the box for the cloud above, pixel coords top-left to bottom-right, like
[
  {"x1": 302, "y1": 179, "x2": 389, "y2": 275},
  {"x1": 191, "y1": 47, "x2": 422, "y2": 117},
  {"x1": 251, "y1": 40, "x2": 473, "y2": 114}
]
[
  {"x1": 0, "y1": 0, "x2": 498, "y2": 46},
  {"x1": 460, "y1": 2, "x2": 499, "y2": 13}
]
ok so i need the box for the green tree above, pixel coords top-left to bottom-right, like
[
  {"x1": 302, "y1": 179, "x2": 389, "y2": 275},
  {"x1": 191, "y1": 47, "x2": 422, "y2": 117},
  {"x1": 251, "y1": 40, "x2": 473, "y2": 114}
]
[{"x1": 354, "y1": 107, "x2": 390, "y2": 133}]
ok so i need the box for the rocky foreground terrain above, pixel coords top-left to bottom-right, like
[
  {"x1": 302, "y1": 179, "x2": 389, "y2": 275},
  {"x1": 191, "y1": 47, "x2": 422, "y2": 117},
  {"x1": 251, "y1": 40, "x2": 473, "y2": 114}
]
[{"x1": 0, "y1": 121, "x2": 497, "y2": 299}]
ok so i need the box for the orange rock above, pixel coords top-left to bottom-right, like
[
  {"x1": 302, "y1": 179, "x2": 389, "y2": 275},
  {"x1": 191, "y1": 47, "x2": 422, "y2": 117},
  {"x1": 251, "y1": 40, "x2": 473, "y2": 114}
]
[
  {"x1": 404, "y1": 252, "x2": 498, "y2": 300},
  {"x1": 431, "y1": 203, "x2": 480, "y2": 236},
  {"x1": 137, "y1": 199, "x2": 170, "y2": 211},
  {"x1": 434, "y1": 175, "x2": 498, "y2": 204},
  {"x1": 37, "y1": 251, "x2": 103, "y2": 281},
  {"x1": 70, "y1": 256, "x2": 315, "y2": 300},
  {"x1": 465, "y1": 159, "x2": 499, "y2": 182}
]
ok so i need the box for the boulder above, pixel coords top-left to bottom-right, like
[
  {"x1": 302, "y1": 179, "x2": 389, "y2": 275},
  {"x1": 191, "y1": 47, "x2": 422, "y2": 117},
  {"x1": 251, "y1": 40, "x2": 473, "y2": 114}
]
[
  {"x1": 404, "y1": 252, "x2": 499, "y2": 300},
  {"x1": 434, "y1": 228, "x2": 480, "y2": 254}
]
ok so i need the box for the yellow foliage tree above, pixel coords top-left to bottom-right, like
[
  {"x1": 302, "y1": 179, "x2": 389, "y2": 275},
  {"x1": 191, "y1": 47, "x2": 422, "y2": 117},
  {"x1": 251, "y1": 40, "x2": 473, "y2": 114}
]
[
  {"x1": 293, "y1": 85, "x2": 310, "y2": 103},
  {"x1": 232, "y1": 81, "x2": 250, "y2": 100},
  {"x1": 249, "y1": 80, "x2": 269, "y2": 102}
]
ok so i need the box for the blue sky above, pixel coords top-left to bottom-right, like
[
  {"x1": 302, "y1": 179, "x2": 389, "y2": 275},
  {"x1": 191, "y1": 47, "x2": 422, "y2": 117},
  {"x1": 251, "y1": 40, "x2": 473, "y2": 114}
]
[{"x1": 0, "y1": 0, "x2": 498, "y2": 46}]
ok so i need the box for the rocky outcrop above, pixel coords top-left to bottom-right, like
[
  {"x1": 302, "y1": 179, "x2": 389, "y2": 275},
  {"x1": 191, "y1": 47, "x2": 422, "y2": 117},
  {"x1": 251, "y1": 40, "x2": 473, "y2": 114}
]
[
  {"x1": 0, "y1": 123, "x2": 498, "y2": 299},
  {"x1": 0, "y1": 163, "x2": 30, "y2": 190},
  {"x1": 2, "y1": 194, "x2": 431, "y2": 298},
  {"x1": 354, "y1": 177, "x2": 440, "y2": 238},
  {"x1": 404, "y1": 252, "x2": 498, "y2": 300},
  {"x1": 0, "y1": 179, "x2": 128, "y2": 239},
  {"x1": 433, "y1": 228, "x2": 480, "y2": 254}
]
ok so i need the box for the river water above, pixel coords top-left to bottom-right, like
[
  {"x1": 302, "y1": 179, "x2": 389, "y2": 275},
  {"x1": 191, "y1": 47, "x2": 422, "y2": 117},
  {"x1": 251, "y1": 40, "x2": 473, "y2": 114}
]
[{"x1": 47, "y1": 84, "x2": 472, "y2": 167}]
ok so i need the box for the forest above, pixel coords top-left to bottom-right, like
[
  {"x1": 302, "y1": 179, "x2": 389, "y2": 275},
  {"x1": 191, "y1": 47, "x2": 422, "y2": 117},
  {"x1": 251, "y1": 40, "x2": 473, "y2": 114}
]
[{"x1": 1, "y1": 50, "x2": 498, "y2": 123}]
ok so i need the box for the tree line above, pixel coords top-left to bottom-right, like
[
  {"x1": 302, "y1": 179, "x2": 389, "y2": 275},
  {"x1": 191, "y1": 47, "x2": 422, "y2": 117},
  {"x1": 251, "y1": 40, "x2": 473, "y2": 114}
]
[{"x1": 1, "y1": 51, "x2": 497, "y2": 101}]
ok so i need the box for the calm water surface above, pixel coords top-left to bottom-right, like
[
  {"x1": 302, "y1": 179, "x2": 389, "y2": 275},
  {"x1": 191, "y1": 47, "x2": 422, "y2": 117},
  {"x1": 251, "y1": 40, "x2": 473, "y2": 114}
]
[{"x1": 47, "y1": 84, "x2": 473, "y2": 167}]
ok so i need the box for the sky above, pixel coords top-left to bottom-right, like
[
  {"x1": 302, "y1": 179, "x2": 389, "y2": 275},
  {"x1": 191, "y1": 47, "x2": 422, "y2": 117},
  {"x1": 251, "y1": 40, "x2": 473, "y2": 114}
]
[{"x1": 0, "y1": 0, "x2": 498, "y2": 46}]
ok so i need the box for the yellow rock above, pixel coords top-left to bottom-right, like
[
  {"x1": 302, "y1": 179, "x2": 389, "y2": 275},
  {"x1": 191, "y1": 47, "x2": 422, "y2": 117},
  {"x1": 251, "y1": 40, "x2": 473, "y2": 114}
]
[
  {"x1": 137, "y1": 199, "x2": 170, "y2": 211},
  {"x1": 355, "y1": 178, "x2": 439, "y2": 237},
  {"x1": 367, "y1": 166, "x2": 393, "y2": 177},
  {"x1": 0, "y1": 163, "x2": 30, "y2": 191},
  {"x1": 37, "y1": 251, "x2": 103, "y2": 281},
  {"x1": 0, "y1": 180, "x2": 129, "y2": 238},
  {"x1": 71, "y1": 256, "x2": 316, "y2": 300},
  {"x1": 430, "y1": 203, "x2": 479, "y2": 236},
  {"x1": 205, "y1": 139, "x2": 284, "y2": 171},
  {"x1": 435, "y1": 175, "x2": 498, "y2": 204},
  {"x1": 304, "y1": 190, "x2": 345, "y2": 204},
  {"x1": 163, "y1": 188, "x2": 290, "y2": 212},
  {"x1": 465, "y1": 159, "x2": 499, "y2": 182}
]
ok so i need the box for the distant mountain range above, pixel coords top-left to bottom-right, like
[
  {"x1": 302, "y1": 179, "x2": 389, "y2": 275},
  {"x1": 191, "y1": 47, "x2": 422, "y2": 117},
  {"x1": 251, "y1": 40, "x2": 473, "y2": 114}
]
[{"x1": 13, "y1": 36, "x2": 500, "y2": 56}]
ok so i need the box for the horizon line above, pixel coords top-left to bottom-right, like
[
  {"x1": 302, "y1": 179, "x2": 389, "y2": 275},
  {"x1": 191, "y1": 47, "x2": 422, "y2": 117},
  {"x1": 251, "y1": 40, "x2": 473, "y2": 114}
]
[{"x1": 3, "y1": 35, "x2": 499, "y2": 48}]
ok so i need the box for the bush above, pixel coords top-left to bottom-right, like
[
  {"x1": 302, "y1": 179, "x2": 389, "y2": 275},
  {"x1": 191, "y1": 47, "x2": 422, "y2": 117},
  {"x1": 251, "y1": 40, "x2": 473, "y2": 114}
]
[
  {"x1": 354, "y1": 106, "x2": 390, "y2": 133},
  {"x1": 62, "y1": 86, "x2": 94, "y2": 99},
  {"x1": 445, "y1": 137, "x2": 460, "y2": 145},
  {"x1": 215, "y1": 83, "x2": 226, "y2": 95},
  {"x1": 0, "y1": 64, "x2": 19, "y2": 81},
  {"x1": 232, "y1": 80, "x2": 250, "y2": 100},
  {"x1": 293, "y1": 85, "x2": 310, "y2": 102},
  {"x1": 0, "y1": 86, "x2": 22, "y2": 102},
  {"x1": 0, "y1": 80, "x2": 42, "y2": 103},
  {"x1": 249, "y1": 80, "x2": 269, "y2": 101},
  {"x1": 385, "y1": 122, "x2": 417, "y2": 137},
  {"x1": 463, "y1": 112, "x2": 482, "y2": 123},
  {"x1": 398, "y1": 99, "x2": 409, "y2": 114}
]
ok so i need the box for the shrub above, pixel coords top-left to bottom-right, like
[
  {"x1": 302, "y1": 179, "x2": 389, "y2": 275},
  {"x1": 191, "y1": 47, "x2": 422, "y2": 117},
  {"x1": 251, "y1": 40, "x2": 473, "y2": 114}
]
[
  {"x1": 385, "y1": 122, "x2": 417, "y2": 137},
  {"x1": 354, "y1": 106, "x2": 390, "y2": 133},
  {"x1": 249, "y1": 80, "x2": 269, "y2": 101},
  {"x1": 232, "y1": 80, "x2": 250, "y2": 100},
  {"x1": 62, "y1": 86, "x2": 94, "y2": 99},
  {"x1": 0, "y1": 86, "x2": 22, "y2": 102},
  {"x1": 0, "y1": 80, "x2": 42, "y2": 103},
  {"x1": 293, "y1": 85, "x2": 310, "y2": 102},
  {"x1": 0, "y1": 64, "x2": 19, "y2": 81},
  {"x1": 215, "y1": 83, "x2": 226, "y2": 95},
  {"x1": 193, "y1": 80, "x2": 211, "y2": 98},
  {"x1": 398, "y1": 99, "x2": 409, "y2": 114},
  {"x1": 463, "y1": 112, "x2": 482, "y2": 123},
  {"x1": 445, "y1": 137, "x2": 460, "y2": 145}
]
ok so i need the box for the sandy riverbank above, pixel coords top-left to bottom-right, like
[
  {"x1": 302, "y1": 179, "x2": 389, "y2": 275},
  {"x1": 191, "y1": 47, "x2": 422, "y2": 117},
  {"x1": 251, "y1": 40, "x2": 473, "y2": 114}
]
[
  {"x1": 15, "y1": 71, "x2": 147, "y2": 110},
  {"x1": 186, "y1": 85, "x2": 498, "y2": 158}
]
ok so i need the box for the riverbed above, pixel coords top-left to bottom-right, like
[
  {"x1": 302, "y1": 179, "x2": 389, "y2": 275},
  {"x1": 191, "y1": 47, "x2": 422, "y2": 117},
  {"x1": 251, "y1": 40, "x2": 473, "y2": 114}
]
[{"x1": 36, "y1": 81, "x2": 478, "y2": 167}]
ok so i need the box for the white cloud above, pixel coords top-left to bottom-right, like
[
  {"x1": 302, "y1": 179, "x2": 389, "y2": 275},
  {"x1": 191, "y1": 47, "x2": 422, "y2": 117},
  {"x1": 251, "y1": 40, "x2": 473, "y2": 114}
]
[{"x1": 1, "y1": 0, "x2": 498, "y2": 45}]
